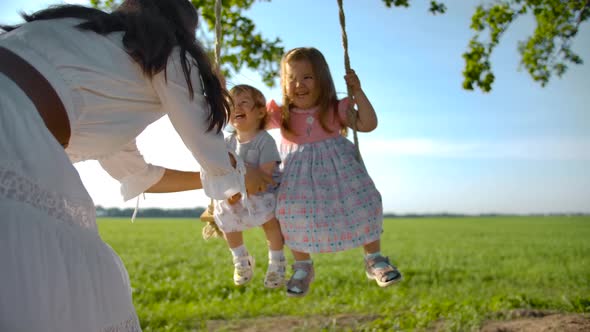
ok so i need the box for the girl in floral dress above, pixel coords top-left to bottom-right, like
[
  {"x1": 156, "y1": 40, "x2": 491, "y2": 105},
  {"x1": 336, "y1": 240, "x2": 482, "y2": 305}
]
[{"x1": 267, "y1": 47, "x2": 402, "y2": 297}]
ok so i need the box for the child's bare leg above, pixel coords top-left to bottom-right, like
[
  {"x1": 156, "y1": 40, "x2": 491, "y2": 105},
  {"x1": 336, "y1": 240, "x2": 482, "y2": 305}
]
[
  {"x1": 224, "y1": 231, "x2": 244, "y2": 249},
  {"x1": 363, "y1": 239, "x2": 380, "y2": 254},
  {"x1": 291, "y1": 250, "x2": 311, "y2": 261},
  {"x1": 262, "y1": 217, "x2": 286, "y2": 288},
  {"x1": 261, "y1": 217, "x2": 284, "y2": 251}
]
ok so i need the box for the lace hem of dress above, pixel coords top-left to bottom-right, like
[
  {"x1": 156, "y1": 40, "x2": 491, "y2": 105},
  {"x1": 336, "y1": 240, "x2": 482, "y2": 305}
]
[
  {"x1": 0, "y1": 166, "x2": 95, "y2": 230},
  {"x1": 102, "y1": 314, "x2": 141, "y2": 332}
]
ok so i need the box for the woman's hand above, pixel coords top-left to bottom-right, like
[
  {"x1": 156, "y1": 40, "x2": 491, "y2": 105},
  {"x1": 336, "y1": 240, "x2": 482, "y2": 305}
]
[{"x1": 244, "y1": 166, "x2": 274, "y2": 195}]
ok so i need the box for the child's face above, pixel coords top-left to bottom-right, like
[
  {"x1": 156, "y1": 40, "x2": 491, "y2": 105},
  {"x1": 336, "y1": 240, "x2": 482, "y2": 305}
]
[
  {"x1": 230, "y1": 92, "x2": 265, "y2": 133},
  {"x1": 285, "y1": 59, "x2": 320, "y2": 109}
]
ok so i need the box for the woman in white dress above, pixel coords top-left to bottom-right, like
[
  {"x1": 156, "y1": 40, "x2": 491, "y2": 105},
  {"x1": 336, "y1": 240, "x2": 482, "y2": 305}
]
[{"x1": 0, "y1": 0, "x2": 270, "y2": 330}]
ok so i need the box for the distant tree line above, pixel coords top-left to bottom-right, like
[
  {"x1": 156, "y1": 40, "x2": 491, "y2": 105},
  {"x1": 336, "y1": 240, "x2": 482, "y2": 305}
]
[
  {"x1": 96, "y1": 205, "x2": 205, "y2": 218},
  {"x1": 96, "y1": 206, "x2": 588, "y2": 219},
  {"x1": 383, "y1": 212, "x2": 590, "y2": 218}
]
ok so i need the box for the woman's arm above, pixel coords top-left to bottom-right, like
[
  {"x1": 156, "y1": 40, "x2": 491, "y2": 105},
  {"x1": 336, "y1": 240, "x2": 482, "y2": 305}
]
[
  {"x1": 146, "y1": 168, "x2": 201, "y2": 193},
  {"x1": 98, "y1": 139, "x2": 273, "y2": 198},
  {"x1": 146, "y1": 166, "x2": 273, "y2": 194},
  {"x1": 152, "y1": 50, "x2": 243, "y2": 200}
]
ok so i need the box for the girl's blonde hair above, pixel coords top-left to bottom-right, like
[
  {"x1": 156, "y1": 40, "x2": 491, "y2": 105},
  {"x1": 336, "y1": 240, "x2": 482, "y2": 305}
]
[
  {"x1": 280, "y1": 47, "x2": 341, "y2": 134},
  {"x1": 229, "y1": 84, "x2": 268, "y2": 130}
]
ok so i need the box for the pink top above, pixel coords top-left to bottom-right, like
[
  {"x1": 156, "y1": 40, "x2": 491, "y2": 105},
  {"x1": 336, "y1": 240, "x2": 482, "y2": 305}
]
[{"x1": 267, "y1": 98, "x2": 350, "y2": 144}]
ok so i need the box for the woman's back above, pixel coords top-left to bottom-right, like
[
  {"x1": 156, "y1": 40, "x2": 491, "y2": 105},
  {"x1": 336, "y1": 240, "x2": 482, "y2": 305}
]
[{"x1": 0, "y1": 18, "x2": 165, "y2": 160}]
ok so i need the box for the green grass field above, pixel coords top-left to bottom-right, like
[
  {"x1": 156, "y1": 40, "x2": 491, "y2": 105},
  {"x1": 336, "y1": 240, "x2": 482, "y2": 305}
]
[{"x1": 98, "y1": 216, "x2": 590, "y2": 331}]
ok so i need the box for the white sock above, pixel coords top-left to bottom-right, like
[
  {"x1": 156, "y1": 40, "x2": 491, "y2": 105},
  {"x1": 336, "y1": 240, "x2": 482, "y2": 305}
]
[
  {"x1": 268, "y1": 249, "x2": 285, "y2": 262},
  {"x1": 230, "y1": 245, "x2": 248, "y2": 259}
]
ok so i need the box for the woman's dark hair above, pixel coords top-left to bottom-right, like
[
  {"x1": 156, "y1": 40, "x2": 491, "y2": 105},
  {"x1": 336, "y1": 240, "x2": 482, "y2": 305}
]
[{"x1": 1, "y1": 0, "x2": 229, "y2": 133}]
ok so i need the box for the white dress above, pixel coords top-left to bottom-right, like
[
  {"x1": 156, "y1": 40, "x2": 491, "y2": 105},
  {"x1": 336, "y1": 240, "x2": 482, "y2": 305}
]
[
  {"x1": 213, "y1": 131, "x2": 281, "y2": 233},
  {"x1": 0, "y1": 18, "x2": 242, "y2": 331}
]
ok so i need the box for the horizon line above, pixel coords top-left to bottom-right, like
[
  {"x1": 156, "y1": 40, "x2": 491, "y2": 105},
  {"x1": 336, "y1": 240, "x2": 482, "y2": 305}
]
[{"x1": 94, "y1": 206, "x2": 590, "y2": 216}]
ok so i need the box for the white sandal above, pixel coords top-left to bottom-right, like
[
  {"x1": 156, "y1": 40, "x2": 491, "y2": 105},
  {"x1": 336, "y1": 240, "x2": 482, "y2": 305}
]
[
  {"x1": 264, "y1": 258, "x2": 287, "y2": 289},
  {"x1": 233, "y1": 255, "x2": 254, "y2": 286}
]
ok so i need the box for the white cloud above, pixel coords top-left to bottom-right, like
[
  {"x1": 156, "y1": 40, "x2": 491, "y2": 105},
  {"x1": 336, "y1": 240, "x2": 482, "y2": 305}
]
[{"x1": 361, "y1": 137, "x2": 590, "y2": 161}]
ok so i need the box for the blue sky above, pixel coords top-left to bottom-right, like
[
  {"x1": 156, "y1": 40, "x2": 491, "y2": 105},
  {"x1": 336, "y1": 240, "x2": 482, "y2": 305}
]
[{"x1": 2, "y1": 0, "x2": 589, "y2": 214}]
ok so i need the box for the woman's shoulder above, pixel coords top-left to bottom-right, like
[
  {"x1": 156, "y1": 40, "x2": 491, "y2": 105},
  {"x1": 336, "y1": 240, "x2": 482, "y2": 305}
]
[
  {"x1": 2, "y1": 17, "x2": 93, "y2": 46},
  {"x1": 165, "y1": 46, "x2": 195, "y2": 68},
  {"x1": 28, "y1": 17, "x2": 85, "y2": 28}
]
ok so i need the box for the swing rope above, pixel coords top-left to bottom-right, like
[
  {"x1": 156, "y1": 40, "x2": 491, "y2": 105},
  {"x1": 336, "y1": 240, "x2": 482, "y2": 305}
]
[
  {"x1": 200, "y1": 0, "x2": 224, "y2": 239},
  {"x1": 214, "y1": 0, "x2": 222, "y2": 70},
  {"x1": 337, "y1": 0, "x2": 363, "y2": 164}
]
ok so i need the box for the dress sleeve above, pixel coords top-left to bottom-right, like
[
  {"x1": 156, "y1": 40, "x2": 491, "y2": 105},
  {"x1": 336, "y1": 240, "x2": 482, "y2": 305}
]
[
  {"x1": 337, "y1": 97, "x2": 351, "y2": 125},
  {"x1": 151, "y1": 48, "x2": 242, "y2": 200},
  {"x1": 266, "y1": 99, "x2": 282, "y2": 129},
  {"x1": 98, "y1": 140, "x2": 165, "y2": 201}
]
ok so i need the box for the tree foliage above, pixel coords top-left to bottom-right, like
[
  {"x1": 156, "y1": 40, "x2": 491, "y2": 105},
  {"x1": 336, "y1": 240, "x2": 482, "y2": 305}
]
[
  {"x1": 91, "y1": 0, "x2": 283, "y2": 86},
  {"x1": 382, "y1": 0, "x2": 447, "y2": 15},
  {"x1": 464, "y1": 0, "x2": 589, "y2": 92},
  {"x1": 91, "y1": 0, "x2": 588, "y2": 92},
  {"x1": 192, "y1": 0, "x2": 283, "y2": 87}
]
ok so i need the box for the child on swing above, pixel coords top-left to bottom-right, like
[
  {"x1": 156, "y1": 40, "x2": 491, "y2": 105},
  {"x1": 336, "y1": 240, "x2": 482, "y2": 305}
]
[
  {"x1": 213, "y1": 84, "x2": 286, "y2": 288},
  {"x1": 267, "y1": 47, "x2": 402, "y2": 297}
]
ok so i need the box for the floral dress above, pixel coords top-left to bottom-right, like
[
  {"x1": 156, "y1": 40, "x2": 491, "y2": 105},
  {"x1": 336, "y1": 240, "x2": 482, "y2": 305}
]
[{"x1": 267, "y1": 99, "x2": 383, "y2": 253}]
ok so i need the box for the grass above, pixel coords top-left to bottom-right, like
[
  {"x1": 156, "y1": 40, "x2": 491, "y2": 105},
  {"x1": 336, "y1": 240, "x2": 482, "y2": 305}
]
[{"x1": 98, "y1": 216, "x2": 590, "y2": 331}]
